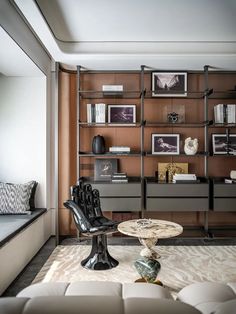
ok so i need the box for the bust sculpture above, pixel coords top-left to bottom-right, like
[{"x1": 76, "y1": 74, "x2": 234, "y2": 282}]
[{"x1": 184, "y1": 137, "x2": 198, "y2": 155}]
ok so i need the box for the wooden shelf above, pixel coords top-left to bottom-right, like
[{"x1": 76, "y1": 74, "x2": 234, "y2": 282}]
[
  {"x1": 145, "y1": 151, "x2": 208, "y2": 157},
  {"x1": 78, "y1": 122, "x2": 141, "y2": 128},
  {"x1": 78, "y1": 152, "x2": 142, "y2": 157},
  {"x1": 145, "y1": 121, "x2": 208, "y2": 128},
  {"x1": 79, "y1": 90, "x2": 141, "y2": 99}
]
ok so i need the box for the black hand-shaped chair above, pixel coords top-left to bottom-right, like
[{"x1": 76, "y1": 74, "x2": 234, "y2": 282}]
[{"x1": 64, "y1": 180, "x2": 119, "y2": 270}]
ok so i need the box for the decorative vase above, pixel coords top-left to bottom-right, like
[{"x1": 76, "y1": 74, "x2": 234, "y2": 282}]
[
  {"x1": 134, "y1": 257, "x2": 161, "y2": 283},
  {"x1": 184, "y1": 137, "x2": 198, "y2": 155},
  {"x1": 92, "y1": 135, "x2": 105, "y2": 154}
]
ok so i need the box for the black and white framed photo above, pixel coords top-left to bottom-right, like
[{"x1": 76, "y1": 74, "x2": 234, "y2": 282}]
[
  {"x1": 152, "y1": 72, "x2": 187, "y2": 97},
  {"x1": 152, "y1": 134, "x2": 180, "y2": 155},
  {"x1": 94, "y1": 158, "x2": 118, "y2": 181},
  {"x1": 212, "y1": 134, "x2": 236, "y2": 155},
  {"x1": 108, "y1": 105, "x2": 136, "y2": 124}
]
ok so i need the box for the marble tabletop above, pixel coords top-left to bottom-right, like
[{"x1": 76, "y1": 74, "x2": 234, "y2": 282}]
[{"x1": 118, "y1": 219, "x2": 183, "y2": 239}]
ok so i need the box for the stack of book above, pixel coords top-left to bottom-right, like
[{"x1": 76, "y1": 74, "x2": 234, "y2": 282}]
[
  {"x1": 102, "y1": 85, "x2": 123, "y2": 95},
  {"x1": 87, "y1": 103, "x2": 106, "y2": 123},
  {"x1": 172, "y1": 174, "x2": 197, "y2": 183},
  {"x1": 214, "y1": 104, "x2": 236, "y2": 124},
  {"x1": 109, "y1": 146, "x2": 131, "y2": 154},
  {"x1": 111, "y1": 172, "x2": 128, "y2": 183}
]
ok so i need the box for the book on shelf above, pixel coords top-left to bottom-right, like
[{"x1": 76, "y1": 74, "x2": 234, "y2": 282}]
[
  {"x1": 94, "y1": 158, "x2": 118, "y2": 181},
  {"x1": 225, "y1": 178, "x2": 236, "y2": 184},
  {"x1": 87, "y1": 103, "x2": 106, "y2": 123},
  {"x1": 112, "y1": 172, "x2": 127, "y2": 178},
  {"x1": 109, "y1": 146, "x2": 131, "y2": 153},
  {"x1": 174, "y1": 179, "x2": 200, "y2": 184},
  {"x1": 173, "y1": 174, "x2": 197, "y2": 183},
  {"x1": 111, "y1": 172, "x2": 128, "y2": 183},
  {"x1": 227, "y1": 104, "x2": 236, "y2": 123},
  {"x1": 214, "y1": 104, "x2": 236, "y2": 124},
  {"x1": 111, "y1": 178, "x2": 128, "y2": 183},
  {"x1": 102, "y1": 85, "x2": 123, "y2": 94}
]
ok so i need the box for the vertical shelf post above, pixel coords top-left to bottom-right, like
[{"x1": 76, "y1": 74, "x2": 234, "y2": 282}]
[
  {"x1": 77, "y1": 65, "x2": 81, "y2": 181},
  {"x1": 204, "y1": 65, "x2": 209, "y2": 234},
  {"x1": 140, "y1": 65, "x2": 145, "y2": 217}
]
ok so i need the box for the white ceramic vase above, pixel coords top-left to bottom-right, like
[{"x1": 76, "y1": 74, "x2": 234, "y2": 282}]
[{"x1": 184, "y1": 137, "x2": 198, "y2": 155}]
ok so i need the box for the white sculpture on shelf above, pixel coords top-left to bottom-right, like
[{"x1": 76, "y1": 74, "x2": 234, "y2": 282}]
[
  {"x1": 184, "y1": 137, "x2": 198, "y2": 155},
  {"x1": 230, "y1": 170, "x2": 236, "y2": 180}
]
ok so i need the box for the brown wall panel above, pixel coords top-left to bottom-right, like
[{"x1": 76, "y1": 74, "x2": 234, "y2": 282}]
[{"x1": 58, "y1": 71, "x2": 77, "y2": 235}]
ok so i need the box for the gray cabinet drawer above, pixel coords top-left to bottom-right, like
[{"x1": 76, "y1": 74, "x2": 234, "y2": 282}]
[
  {"x1": 147, "y1": 183, "x2": 208, "y2": 197},
  {"x1": 146, "y1": 198, "x2": 208, "y2": 211},
  {"x1": 91, "y1": 183, "x2": 141, "y2": 197},
  {"x1": 214, "y1": 198, "x2": 236, "y2": 211},
  {"x1": 101, "y1": 198, "x2": 141, "y2": 211},
  {"x1": 214, "y1": 184, "x2": 236, "y2": 197}
]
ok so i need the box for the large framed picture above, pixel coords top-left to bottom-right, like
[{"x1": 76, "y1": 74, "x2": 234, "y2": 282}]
[
  {"x1": 108, "y1": 105, "x2": 136, "y2": 124},
  {"x1": 212, "y1": 134, "x2": 236, "y2": 155},
  {"x1": 152, "y1": 72, "x2": 187, "y2": 97},
  {"x1": 152, "y1": 134, "x2": 180, "y2": 155},
  {"x1": 94, "y1": 158, "x2": 118, "y2": 181}
]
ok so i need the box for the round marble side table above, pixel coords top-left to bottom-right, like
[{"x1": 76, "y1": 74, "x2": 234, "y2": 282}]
[{"x1": 118, "y1": 219, "x2": 183, "y2": 283}]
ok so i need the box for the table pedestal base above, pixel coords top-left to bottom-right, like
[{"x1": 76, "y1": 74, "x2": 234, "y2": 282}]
[{"x1": 135, "y1": 277, "x2": 163, "y2": 286}]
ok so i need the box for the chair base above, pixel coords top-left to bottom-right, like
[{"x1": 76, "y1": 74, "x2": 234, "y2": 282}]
[{"x1": 81, "y1": 234, "x2": 119, "y2": 270}]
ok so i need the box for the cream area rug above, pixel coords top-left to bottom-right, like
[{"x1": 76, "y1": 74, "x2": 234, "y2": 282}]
[{"x1": 33, "y1": 245, "x2": 236, "y2": 296}]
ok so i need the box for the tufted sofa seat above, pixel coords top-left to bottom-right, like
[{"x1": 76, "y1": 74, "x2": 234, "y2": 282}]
[{"x1": 0, "y1": 281, "x2": 236, "y2": 314}]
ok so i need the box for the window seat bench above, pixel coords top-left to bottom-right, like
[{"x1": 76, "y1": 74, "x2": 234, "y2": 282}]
[{"x1": 0, "y1": 209, "x2": 52, "y2": 295}]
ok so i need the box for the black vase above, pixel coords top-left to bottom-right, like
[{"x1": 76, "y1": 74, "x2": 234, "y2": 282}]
[{"x1": 92, "y1": 135, "x2": 105, "y2": 154}]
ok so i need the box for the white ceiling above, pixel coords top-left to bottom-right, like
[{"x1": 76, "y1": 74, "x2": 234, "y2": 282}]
[
  {"x1": 10, "y1": 0, "x2": 236, "y2": 70},
  {"x1": 0, "y1": 27, "x2": 44, "y2": 77}
]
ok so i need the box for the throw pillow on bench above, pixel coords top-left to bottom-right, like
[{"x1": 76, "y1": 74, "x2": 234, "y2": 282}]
[{"x1": 0, "y1": 181, "x2": 37, "y2": 214}]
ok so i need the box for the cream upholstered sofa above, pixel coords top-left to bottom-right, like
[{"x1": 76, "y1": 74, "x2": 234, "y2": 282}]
[{"x1": 0, "y1": 281, "x2": 236, "y2": 314}]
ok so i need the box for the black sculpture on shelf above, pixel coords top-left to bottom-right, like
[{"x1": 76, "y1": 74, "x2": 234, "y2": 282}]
[{"x1": 64, "y1": 179, "x2": 119, "y2": 270}]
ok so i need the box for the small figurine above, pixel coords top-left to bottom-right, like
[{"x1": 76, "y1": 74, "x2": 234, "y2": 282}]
[{"x1": 184, "y1": 137, "x2": 198, "y2": 155}]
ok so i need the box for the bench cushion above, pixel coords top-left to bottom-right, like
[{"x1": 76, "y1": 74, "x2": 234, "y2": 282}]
[{"x1": 0, "y1": 209, "x2": 46, "y2": 247}]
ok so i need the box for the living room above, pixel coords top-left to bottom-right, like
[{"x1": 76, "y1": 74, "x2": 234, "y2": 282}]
[{"x1": 0, "y1": 1, "x2": 236, "y2": 313}]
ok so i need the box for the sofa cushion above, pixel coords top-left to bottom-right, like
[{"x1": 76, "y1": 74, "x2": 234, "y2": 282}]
[
  {"x1": 123, "y1": 282, "x2": 172, "y2": 299},
  {"x1": 0, "y1": 181, "x2": 36, "y2": 214},
  {"x1": 0, "y1": 297, "x2": 29, "y2": 314},
  {"x1": 124, "y1": 298, "x2": 201, "y2": 314},
  {"x1": 213, "y1": 299, "x2": 236, "y2": 314},
  {"x1": 17, "y1": 282, "x2": 69, "y2": 298},
  {"x1": 18, "y1": 281, "x2": 173, "y2": 300},
  {"x1": 22, "y1": 296, "x2": 123, "y2": 314},
  {"x1": 177, "y1": 282, "x2": 236, "y2": 314},
  {"x1": 177, "y1": 282, "x2": 236, "y2": 305},
  {"x1": 65, "y1": 281, "x2": 122, "y2": 296}
]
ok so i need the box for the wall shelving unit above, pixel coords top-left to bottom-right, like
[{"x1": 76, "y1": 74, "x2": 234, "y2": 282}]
[{"x1": 76, "y1": 65, "x2": 236, "y2": 235}]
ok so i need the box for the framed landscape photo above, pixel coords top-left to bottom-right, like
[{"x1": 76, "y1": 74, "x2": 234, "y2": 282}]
[
  {"x1": 94, "y1": 158, "x2": 118, "y2": 181},
  {"x1": 108, "y1": 105, "x2": 136, "y2": 124},
  {"x1": 212, "y1": 134, "x2": 236, "y2": 155},
  {"x1": 152, "y1": 72, "x2": 187, "y2": 97},
  {"x1": 152, "y1": 134, "x2": 180, "y2": 155}
]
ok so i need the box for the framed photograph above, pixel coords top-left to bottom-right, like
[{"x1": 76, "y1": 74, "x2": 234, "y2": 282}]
[
  {"x1": 152, "y1": 134, "x2": 180, "y2": 155},
  {"x1": 94, "y1": 158, "x2": 118, "y2": 181},
  {"x1": 212, "y1": 134, "x2": 236, "y2": 155},
  {"x1": 152, "y1": 72, "x2": 187, "y2": 97},
  {"x1": 108, "y1": 105, "x2": 136, "y2": 124},
  {"x1": 158, "y1": 162, "x2": 188, "y2": 182}
]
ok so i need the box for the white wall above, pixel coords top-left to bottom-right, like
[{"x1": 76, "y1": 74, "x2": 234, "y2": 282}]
[{"x1": 0, "y1": 76, "x2": 47, "y2": 208}]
